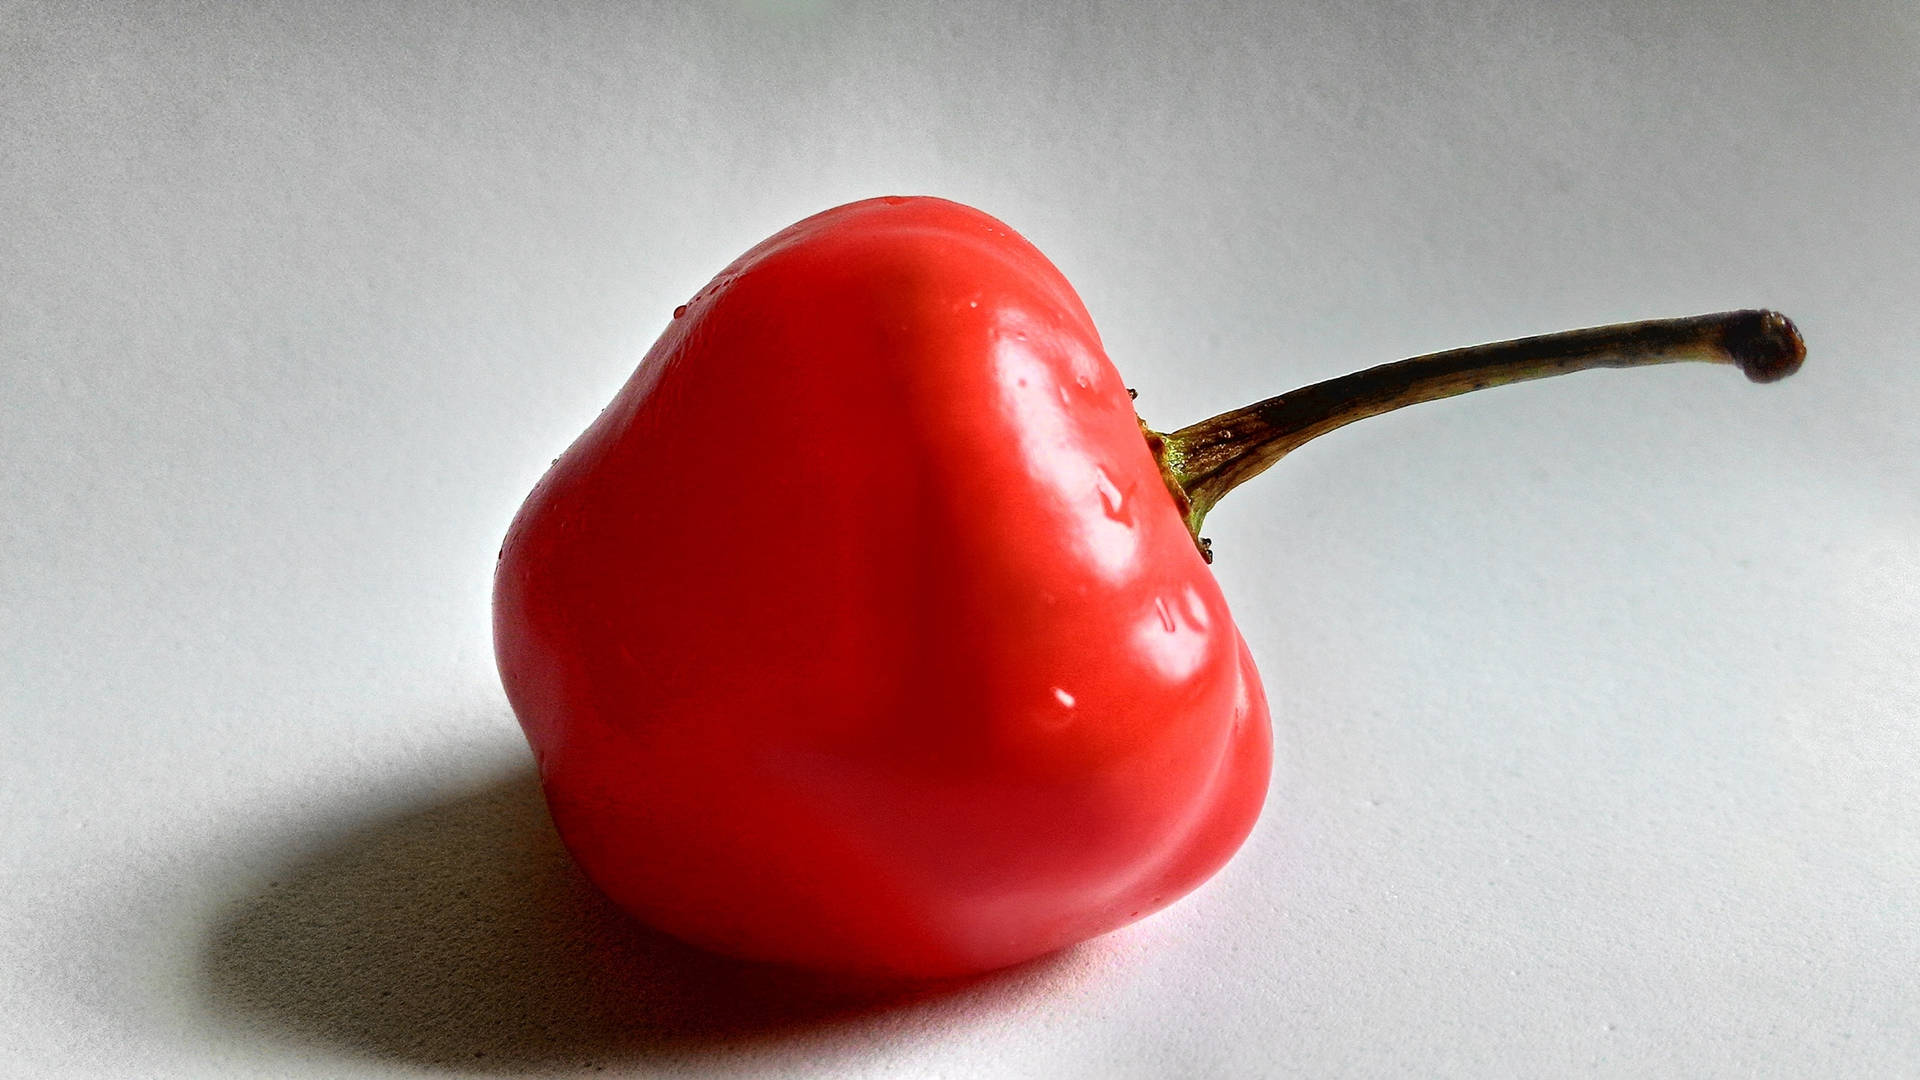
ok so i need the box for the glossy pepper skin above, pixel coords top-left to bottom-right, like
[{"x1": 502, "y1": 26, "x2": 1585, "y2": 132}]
[{"x1": 495, "y1": 196, "x2": 1272, "y2": 979}]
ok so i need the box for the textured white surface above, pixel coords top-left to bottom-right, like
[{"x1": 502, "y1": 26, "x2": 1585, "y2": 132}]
[{"x1": 4, "y1": 1, "x2": 1917, "y2": 1076}]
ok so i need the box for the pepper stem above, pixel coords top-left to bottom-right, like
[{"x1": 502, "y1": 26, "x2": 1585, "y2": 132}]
[{"x1": 1154, "y1": 309, "x2": 1804, "y2": 559}]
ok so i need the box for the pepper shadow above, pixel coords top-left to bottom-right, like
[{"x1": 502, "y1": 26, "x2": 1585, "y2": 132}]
[{"x1": 198, "y1": 758, "x2": 1087, "y2": 1073}]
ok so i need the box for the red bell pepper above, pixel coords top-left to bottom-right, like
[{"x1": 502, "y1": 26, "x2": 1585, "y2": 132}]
[{"x1": 494, "y1": 196, "x2": 1802, "y2": 979}]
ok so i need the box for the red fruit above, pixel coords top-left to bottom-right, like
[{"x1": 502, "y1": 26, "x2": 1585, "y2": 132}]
[
  {"x1": 495, "y1": 195, "x2": 1802, "y2": 979},
  {"x1": 496, "y1": 197, "x2": 1269, "y2": 978}
]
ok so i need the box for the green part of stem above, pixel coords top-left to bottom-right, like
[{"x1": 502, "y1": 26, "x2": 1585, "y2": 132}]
[{"x1": 1150, "y1": 309, "x2": 1804, "y2": 562}]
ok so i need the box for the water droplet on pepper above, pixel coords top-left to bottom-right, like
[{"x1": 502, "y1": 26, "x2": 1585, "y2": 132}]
[{"x1": 1094, "y1": 468, "x2": 1131, "y2": 524}]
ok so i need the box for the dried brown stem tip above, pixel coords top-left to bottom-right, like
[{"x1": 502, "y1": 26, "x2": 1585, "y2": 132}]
[{"x1": 1721, "y1": 309, "x2": 1806, "y2": 383}]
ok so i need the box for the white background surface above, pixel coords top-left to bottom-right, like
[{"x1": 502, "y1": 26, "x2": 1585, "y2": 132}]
[{"x1": 5, "y1": 2, "x2": 1917, "y2": 1076}]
